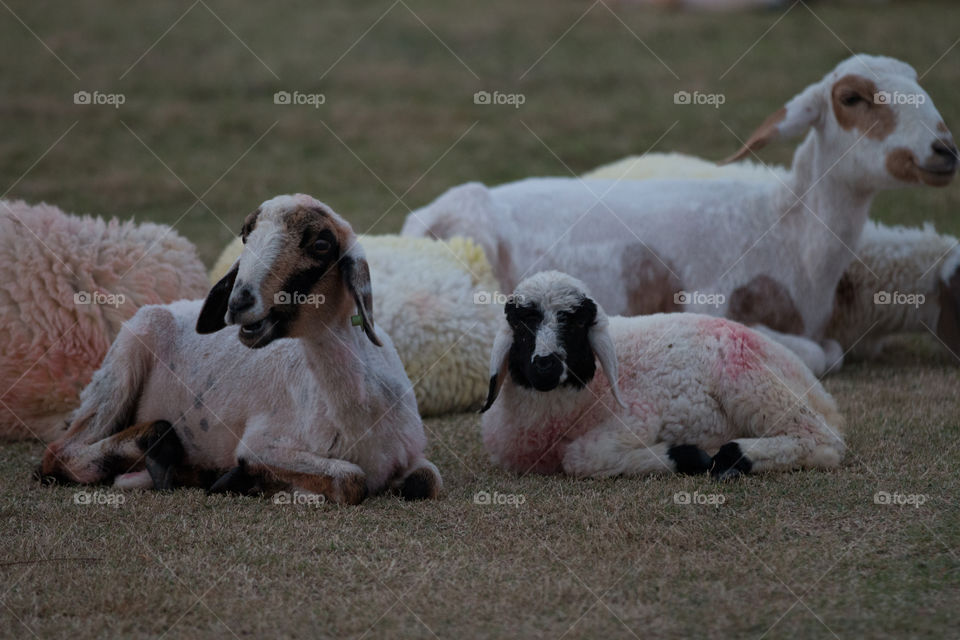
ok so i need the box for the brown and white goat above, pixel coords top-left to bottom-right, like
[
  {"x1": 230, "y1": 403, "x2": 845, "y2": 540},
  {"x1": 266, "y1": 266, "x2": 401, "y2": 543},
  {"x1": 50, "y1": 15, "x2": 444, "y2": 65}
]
[
  {"x1": 40, "y1": 194, "x2": 441, "y2": 504},
  {"x1": 403, "y1": 54, "x2": 958, "y2": 375}
]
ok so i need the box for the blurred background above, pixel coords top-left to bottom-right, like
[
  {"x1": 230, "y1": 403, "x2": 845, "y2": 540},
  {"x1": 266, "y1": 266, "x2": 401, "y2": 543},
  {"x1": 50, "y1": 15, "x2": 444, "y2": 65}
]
[{"x1": 0, "y1": 0, "x2": 957, "y2": 264}]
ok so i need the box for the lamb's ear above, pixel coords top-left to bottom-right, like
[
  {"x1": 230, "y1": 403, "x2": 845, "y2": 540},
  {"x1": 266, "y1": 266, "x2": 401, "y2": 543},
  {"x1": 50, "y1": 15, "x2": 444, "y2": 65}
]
[
  {"x1": 196, "y1": 262, "x2": 238, "y2": 334},
  {"x1": 588, "y1": 313, "x2": 626, "y2": 408},
  {"x1": 341, "y1": 245, "x2": 381, "y2": 347},
  {"x1": 721, "y1": 81, "x2": 825, "y2": 165},
  {"x1": 480, "y1": 323, "x2": 512, "y2": 413}
]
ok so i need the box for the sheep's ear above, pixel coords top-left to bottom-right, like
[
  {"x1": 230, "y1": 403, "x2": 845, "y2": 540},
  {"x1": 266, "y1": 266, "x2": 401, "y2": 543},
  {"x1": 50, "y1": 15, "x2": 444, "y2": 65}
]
[
  {"x1": 196, "y1": 262, "x2": 238, "y2": 334},
  {"x1": 937, "y1": 264, "x2": 960, "y2": 357},
  {"x1": 588, "y1": 313, "x2": 626, "y2": 409},
  {"x1": 480, "y1": 323, "x2": 512, "y2": 413},
  {"x1": 341, "y1": 245, "x2": 381, "y2": 347},
  {"x1": 721, "y1": 81, "x2": 825, "y2": 165}
]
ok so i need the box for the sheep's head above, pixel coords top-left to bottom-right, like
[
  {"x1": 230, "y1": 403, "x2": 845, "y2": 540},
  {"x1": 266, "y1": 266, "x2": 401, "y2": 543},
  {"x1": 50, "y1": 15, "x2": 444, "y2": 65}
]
[
  {"x1": 480, "y1": 271, "x2": 625, "y2": 412},
  {"x1": 723, "y1": 54, "x2": 957, "y2": 189},
  {"x1": 196, "y1": 194, "x2": 380, "y2": 349}
]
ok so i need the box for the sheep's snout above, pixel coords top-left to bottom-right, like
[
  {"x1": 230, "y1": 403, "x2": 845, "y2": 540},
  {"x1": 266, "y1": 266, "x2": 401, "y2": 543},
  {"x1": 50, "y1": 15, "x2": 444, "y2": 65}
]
[
  {"x1": 528, "y1": 353, "x2": 565, "y2": 391},
  {"x1": 227, "y1": 283, "x2": 256, "y2": 318},
  {"x1": 927, "y1": 139, "x2": 959, "y2": 177}
]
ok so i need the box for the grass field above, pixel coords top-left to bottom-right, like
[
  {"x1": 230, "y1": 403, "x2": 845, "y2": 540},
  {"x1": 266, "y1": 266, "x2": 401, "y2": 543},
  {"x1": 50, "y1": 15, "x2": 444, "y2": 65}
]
[{"x1": 2, "y1": 1, "x2": 959, "y2": 638}]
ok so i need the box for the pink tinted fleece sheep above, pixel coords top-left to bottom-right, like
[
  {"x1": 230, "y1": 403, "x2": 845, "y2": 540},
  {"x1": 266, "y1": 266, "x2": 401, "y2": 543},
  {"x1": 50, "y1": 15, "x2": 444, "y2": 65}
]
[{"x1": 0, "y1": 199, "x2": 209, "y2": 442}]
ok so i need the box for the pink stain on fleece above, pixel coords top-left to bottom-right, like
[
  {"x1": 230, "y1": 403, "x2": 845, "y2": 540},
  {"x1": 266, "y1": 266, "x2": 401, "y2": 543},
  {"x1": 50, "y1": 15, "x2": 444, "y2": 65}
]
[{"x1": 698, "y1": 316, "x2": 767, "y2": 380}]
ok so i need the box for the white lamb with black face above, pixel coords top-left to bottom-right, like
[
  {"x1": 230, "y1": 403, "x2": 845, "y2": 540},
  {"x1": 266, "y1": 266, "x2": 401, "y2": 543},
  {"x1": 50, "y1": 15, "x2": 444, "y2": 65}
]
[{"x1": 480, "y1": 271, "x2": 845, "y2": 480}]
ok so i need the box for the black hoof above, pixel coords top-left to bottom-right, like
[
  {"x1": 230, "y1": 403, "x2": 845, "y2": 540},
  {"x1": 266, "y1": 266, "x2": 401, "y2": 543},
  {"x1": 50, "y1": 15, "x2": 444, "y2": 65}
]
[
  {"x1": 668, "y1": 444, "x2": 712, "y2": 475},
  {"x1": 711, "y1": 442, "x2": 752, "y2": 481},
  {"x1": 208, "y1": 460, "x2": 261, "y2": 495},
  {"x1": 399, "y1": 467, "x2": 439, "y2": 501},
  {"x1": 141, "y1": 421, "x2": 184, "y2": 491}
]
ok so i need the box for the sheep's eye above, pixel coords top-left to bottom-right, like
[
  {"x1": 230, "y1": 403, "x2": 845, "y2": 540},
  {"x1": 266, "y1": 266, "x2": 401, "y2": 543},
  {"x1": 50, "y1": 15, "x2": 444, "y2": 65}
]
[
  {"x1": 313, "y1": 238, "x2": 331, "y2": 253},
  {"x1": 841, "y1": 93, "x2": 865, "y2": 107}
]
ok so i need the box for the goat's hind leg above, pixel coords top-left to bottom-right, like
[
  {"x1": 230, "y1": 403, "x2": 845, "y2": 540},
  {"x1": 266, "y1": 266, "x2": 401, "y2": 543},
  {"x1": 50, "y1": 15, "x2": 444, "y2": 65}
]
[{"x1": 391, "y1": 457, "x2": 442, "y2": 500}]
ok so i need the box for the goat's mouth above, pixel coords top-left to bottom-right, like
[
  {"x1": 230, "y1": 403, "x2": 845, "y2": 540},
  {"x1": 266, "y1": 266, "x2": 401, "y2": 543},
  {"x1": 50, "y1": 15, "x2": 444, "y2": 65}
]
[
  {"x1": 918, "y1": 164, "x2": 957, "y2": 187},
  {"x1": 238, "y1": 313, "x2": 283, "y2": 349}
]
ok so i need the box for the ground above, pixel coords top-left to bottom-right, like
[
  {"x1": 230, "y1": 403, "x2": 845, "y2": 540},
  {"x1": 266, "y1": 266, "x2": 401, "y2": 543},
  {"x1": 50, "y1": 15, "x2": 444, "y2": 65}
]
[{"x1": 1, "y1": 1, "x2": 959, "y2": 638}]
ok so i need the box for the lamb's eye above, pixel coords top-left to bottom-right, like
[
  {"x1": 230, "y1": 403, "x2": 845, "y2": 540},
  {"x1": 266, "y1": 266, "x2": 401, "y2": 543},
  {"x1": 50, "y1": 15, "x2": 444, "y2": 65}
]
[{"x1": 313, "y1": 238, "x2": 331, "y2": 253}]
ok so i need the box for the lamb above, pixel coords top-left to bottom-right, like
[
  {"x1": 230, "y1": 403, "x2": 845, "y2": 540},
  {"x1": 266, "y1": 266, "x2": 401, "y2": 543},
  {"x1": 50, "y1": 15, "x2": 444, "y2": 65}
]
[
  {"x1": 0, "y1": 199, "x2": 209, "y2": 442},
  {"x1": 403, "y1": 54, "x2": 958, "y2": 376},
  {"x1": 40, "y1": 194, "x2": 442, "y2": 504},
  {"x1": 585, "y1": 153, "x2": 960, "y2": 360},
  {"x1": 209, "y1": 233, "x2": 502, "y2": 416},
  {"x1": 480, "y1": 271, "x2": 845, "y2": 479}
]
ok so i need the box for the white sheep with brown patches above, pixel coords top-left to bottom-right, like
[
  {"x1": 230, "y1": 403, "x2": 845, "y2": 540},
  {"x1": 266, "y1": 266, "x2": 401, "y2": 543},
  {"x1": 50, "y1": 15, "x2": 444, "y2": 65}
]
[
  {"x1": 40, "y1": 194, "x2": 442, "y2": 504},
  {"x1": 480, "y1": 271, "x2": 845, "y2": 479},
  {"x1": 403, "y1": 54, "x2": 958, "y2": 376},
  {"x1": 585, "y1": 153, "x2": 960, "y2": 360}
]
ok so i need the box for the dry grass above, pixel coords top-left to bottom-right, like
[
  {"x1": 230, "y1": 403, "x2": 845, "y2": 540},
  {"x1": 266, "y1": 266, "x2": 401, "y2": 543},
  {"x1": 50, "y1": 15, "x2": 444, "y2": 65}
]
[{"x1": 1, "y1": 1, "x2": 959, "y2": 638}]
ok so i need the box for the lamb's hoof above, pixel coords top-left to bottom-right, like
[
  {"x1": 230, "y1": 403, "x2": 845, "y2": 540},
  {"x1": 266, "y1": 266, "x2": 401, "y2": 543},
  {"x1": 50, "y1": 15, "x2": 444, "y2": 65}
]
[
  {"x1": 668, "y1": 444, "x2": 712, "y2": 475},
  {"x1": 711, "y1": 442, "x2": 752, "y2": 481},
  {"x1": 331, "y1": 473, "x2": 369, "y2": 505},
  {"x1": 208, "y1": 461, "x2": 260, "y2": 495}
]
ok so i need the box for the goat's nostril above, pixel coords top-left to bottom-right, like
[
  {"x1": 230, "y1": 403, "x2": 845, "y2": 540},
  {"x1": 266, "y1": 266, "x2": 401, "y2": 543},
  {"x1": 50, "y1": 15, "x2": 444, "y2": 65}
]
[
  {"x1": 229, "y1": 288, "x2": 255, "y2": 314},
  {"x1": 932, "y1": 140, "x2": 959, "y2": 160}
]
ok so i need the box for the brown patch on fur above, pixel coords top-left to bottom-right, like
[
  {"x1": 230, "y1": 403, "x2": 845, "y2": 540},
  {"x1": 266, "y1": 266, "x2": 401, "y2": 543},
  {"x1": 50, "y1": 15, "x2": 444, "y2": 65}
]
[
  {"x1": 250, "y1": 463, "x2": 368, "y2": 505},
  {"x1": 885, "y1": 147, "x2": 955, "y2": 187},
  {"x1": 833, "y1": 272, "x2": 859, "y2": 313},
  {"x1": 621, "y1": 246, "x2": 683, "y2": 314},
  {"x1": 832, "y1": 75, "x2": 896, "y2": 140},
  {"x1": 240, "y1": 207, "x2": 261, "y2": 242},
  {"x1": 938, "y1": 121, "x2": 950, "y2": 134},
  {"x1": 937, "y1": 267, "x2": 960, "y2": 357},
  {"x1": 721, "y1": 107, "x2": 786, "y2": 165},
  {"x1": 728, "y1": 275, "x2": 804, "y2": 335}
]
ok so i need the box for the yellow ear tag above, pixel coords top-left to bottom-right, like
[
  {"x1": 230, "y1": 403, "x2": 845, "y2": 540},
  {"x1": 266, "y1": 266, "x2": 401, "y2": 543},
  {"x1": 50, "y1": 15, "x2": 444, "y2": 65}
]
[{"x1": 351, "y1": 315, "x2": 363, "y2": 327}]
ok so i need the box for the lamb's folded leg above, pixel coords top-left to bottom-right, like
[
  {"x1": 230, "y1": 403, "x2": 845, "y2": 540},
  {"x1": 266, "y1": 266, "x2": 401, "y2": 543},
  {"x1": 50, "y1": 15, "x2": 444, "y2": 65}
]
[{"x1": 561, "y1": 420, "x2": 712, "y2": 478}]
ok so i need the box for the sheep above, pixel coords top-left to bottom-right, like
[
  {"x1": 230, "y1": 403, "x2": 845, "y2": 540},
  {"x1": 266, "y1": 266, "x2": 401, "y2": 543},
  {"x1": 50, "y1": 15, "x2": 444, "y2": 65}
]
[
  {"x1": 585, "y1": 153, "x2": 960, "y2": 360},
  {"x1": 40, "y1": 194, "x2": 442, "y2": 504},
  {"x1": 210, "y1": 233, "x2": 503, "y2": 416},
  {"x1": 480, "y1": 271, "x2": 845, "y2": 479},
  {"x1": 403, "y1": 54, "x2": 958, "y2": 376},
  {"x1": 0, "y1": 199, "x2": 209, "y2": 443}
]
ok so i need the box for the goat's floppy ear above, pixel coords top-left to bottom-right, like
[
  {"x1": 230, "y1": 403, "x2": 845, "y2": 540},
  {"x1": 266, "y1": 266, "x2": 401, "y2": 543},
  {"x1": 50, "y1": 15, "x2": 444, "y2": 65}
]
[
  {"x1": 341, "y1": 244, "x2": 382, "y2": 347},
  {"x1": 587, "y1": 311, "x2": 626, "y2": 409},
  {"x1": 196, "y1": 262, "x2": 238, "y2": 334},
  {"x1": 480, "y1": 322, "x2": 512, "y2": 413},
  {"x1": 721, "y1": 81, "x2": 825, "y2": 165}
]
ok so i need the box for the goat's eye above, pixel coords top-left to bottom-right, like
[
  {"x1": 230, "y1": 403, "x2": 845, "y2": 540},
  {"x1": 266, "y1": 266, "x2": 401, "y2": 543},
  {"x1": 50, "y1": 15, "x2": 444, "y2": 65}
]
[
  {"x1": 313, "y1": 238, "x2": 331, "y2": 253},
  {"x1": 841, "y1": 93, "x2": 865, "y2": 107}
]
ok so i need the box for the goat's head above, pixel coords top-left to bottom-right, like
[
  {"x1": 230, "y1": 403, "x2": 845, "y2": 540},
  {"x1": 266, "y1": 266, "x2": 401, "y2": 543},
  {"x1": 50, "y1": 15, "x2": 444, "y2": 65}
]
[
  {"x1": 480, "y1": 271, "x2": 625, "y2": 412},
  {"x1": 723, "y1": 54, "x2": 957, "y2": 189},
  {"x1": 196, "y1": 194, "x2": 381, "y2": 349}
]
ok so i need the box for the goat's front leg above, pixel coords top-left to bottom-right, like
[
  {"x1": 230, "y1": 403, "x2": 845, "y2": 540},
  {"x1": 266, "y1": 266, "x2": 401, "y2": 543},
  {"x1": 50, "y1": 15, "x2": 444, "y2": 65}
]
[
  {"x1": 213, "y1": 438, "x2": 368, "y2": 505},
  {"x1": 562, "y1": 420, "x2": 712, "y2": 478}
]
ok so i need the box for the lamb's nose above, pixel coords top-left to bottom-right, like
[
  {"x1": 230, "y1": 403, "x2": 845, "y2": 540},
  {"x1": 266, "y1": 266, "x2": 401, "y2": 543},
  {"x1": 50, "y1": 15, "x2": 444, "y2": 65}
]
[
  {"x1": 932, "y1": 140, "x2": 958, "y2": 165},
  {"x1": 532, "y1": 355, "x2": 561, "y2": 375},
  {"x1": 228, "y1": 287, "x2": 255, "y2": 314}
]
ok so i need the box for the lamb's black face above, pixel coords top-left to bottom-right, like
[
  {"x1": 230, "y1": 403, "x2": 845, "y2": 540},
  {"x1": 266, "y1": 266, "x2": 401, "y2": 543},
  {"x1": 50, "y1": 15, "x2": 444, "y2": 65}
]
[{"x1": 505, "y1": 297, "x2": 598, "y2": 393}]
